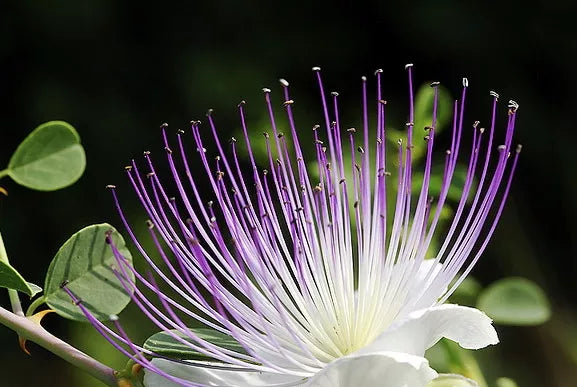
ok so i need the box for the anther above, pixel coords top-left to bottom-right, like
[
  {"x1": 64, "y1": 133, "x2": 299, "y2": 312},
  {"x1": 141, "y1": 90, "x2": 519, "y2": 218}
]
[
  {"x1": 262, "y1": 88, "x2": 271, "y2": 93},
  {"x1": 361, "y1": 76, "x2": 367, "y2": 81},
  {"x1": 473, "y1": 120, "x2": 480, "y2": 128},
  {"x1": 374, "y1": 69, "x2": 383, "y2": 75},
  {"x1": 430, "y1": 81, "x2": 440, "y2": 87},
  {"x1": 406, "y1": 122, "x2": 414, "y2": 127},
  {"x1": 331, "y1": 91, "x2": 339, "y2": 97},
  {"x1": 347, "y1": 128, "x2": 356, "y2": 133},
  {"x1": 479, "y1": 127, "x2": 486, "y2": 133},
  {"x1": 106, "y1": 184, "x2": 116, "y2": 189},
  {"x1": 146, "y1": 172, "x2": 155, "y2": 178},
  {"x1": 277, "y1": 132, "x2": 284, "y2": 138},
  {"x1": 206, "y1": 109, "x2": 214, "y2": 116},
  {"x1": 229, "y1": 137, "x2": 237, "y2": 143},
  {"x1": 489, "y1": 91, "x2": 500, "y2": 99},
  {"x1": 404, "y1": 63, "x2": 414, "y2": 69},
  {"x1": 279, "y1": 78, "x2": 289, "y2": 87},
  {"x1": 146, "y1": 220, "x2": 154, "y2": 229},
  {"x1": 462, "y1": 78, "x2": 469, "y2": 87},
  {"x1": 508, "y1": 100, "x2": 519, "y2": 110},
  {"x1": 315, "y1": 139, "x2": 324, "y2": 145},
  {"x1": 357, "y1": 146, "x2": 365, "y2": 154},
  {"x1": 143, "y1": 151, "x2": 151, "y2": 156},
  {"x1": 165, "y1": 146, "x2": 172, "y2": 154},
  {"x1": 446, "y1": 150, "x2": 451, "y2": 155},
  {"x1": 177, "y1": 129, "x2": 185, "y2": 134},
  {"x1": 60, "y1": 280, "x2": 70, "y2": 288},
  {"x1": 516, "y1": 144, "x2": 523, "y2": 153},
  {"x1": 160, "y1": 123, "x2": 168, "y2": 128},
  {"x1": 312, "y1": 66, "x2": 321, "y2": 72},
  {"x1": 283, "y1": 100, "x2": 294, "y2": 106},
  {"x1": 497, "y1": 145, "x2": 506, "y2": 151},
  {"x1": 379, "y1": 99, "x2": 387, "y2": 105},
  {"x1": 312, "y1": 124, "x2": 320, "y2": 131},
  {"x1": 339, "y1": 178, "x2": 346, "y2": 184},
  {"x1": 263, "y1": 132, "x2": 270, "y2": 139}
]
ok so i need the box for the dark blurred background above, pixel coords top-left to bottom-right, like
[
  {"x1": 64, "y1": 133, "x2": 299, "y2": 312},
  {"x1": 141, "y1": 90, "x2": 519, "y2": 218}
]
[{"x1": 1, "y1": 0, "x2": 576, "y2": 386}]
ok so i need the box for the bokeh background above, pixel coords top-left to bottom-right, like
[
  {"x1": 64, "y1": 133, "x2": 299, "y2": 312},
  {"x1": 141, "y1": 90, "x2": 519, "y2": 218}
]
[{"x1": 1, "y1": 0, "x2": 576, "y2": 386}]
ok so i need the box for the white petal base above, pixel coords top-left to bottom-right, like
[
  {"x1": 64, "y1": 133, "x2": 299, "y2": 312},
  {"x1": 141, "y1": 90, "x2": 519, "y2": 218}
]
[
  {"x1": 304, "y1": 351, "x2": 437, "y2": 387},
  {"x1": 145, "y1": 359, "x2": 307, "y2": 387}
]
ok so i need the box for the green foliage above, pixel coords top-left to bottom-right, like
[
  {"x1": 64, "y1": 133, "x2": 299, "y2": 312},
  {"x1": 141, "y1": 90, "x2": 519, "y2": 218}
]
[
  {"x1": 44, "y1": 223, "x2": 134, "y2": 321},
  {"x1": 4, "y1": 121, "x2": 86, "y2": 191},
  {"x1": 144, "y1": 328, "x2": 248, "y2": 361},
  {"x1": 0, "y1": 260, "x2": 41, "y2": 297},
  {"x1": 477, "y1": 277, "x2": 551, "y2": 326},
  {"x1": 496, "y1": 377, "x2": 519, "y2": 387},
  {"x1": 427, "y1": 374, "x2": 478, "y2": 387},
  {"x1": 449, "y1": 276, "x2": 482, "y2": 307},
  {"x1": 387, "y1": 82, "x2": 453, "y2": 162},
  {"x1": 0, "y1": 232, "x2": 42, "y2": 297}
]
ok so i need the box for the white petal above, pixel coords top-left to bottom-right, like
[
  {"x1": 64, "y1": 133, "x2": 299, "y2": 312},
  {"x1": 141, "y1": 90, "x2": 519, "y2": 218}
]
[
  {"x1": 144, "y1": 359, "x2": 307, "y2": 387},
  {"x1": 360, "y1": 304, "x2": 498, "y2": 356},
  {"x1": 304, "y1": 351, "x2": 437, "y2": 387}
]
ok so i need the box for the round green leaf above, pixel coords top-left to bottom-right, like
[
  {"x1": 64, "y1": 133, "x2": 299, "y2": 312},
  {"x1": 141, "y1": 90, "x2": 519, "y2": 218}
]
[
  {"x1": 144, "y1": 328, "x2": 248, "y2": 361},
  {"x1": 7, "y1": 121, "x2": 86, "y2": 191},
  {"x1": 427, "y1": 374, "x2": 478, "y2": 387},
  {"x1": 44, "y1": 223, "x2": 134, "y2": 321},
  {"x1": 477, "y1": 277, "x2": 551, "y2": 326}
]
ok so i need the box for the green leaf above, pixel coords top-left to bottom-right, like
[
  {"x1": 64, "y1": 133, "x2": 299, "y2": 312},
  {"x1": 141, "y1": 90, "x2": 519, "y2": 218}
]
[
  {"x1": 0, "y1": 260, "x2": 37, "y2": 296},
  {"x1": 44, "y1": 223, "x2": 134, "y2": 321},
  {"x1": 427, "y1": 374, "x2": 478, "y2": 387},
  {"x1": 477, "y1": 277, "x2": 551, "y2": 326},
  {"x1": 144, "y1": 328, "x2": 248, "y2": 361},
  {"x1": 496, "y1": 377, "x2": 518, "y2": 387},
  {"x1": 26, "y1": 282, "x2": 43, "y2": 298},
  {"x1": 6, "y1": 121, "x2": 86, "y2": 191}
]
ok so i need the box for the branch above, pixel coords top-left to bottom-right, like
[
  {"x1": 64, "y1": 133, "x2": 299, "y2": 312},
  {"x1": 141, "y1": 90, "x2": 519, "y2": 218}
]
[{"x1": 0, "y1": 305, "x2": 118, "y2": 386}]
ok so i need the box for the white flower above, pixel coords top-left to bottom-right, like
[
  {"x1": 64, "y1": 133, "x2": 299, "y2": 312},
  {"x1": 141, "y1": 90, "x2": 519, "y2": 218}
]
[{"x1": 76, "y1": 66, "x2": 520, "y2": 386}]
